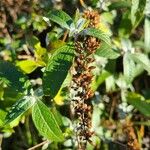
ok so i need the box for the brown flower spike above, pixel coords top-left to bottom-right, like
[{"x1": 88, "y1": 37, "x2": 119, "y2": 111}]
[{"x1": 71, "y1": 10, "x2": 100, "y2": 150}]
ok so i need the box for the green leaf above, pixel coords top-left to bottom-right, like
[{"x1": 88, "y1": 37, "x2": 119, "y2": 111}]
[
  {"x1": 131, "y1": 0, "x2": 139, "y2": 25},
  {"x1": 131, "y1": 0, "x2": 146, "y2": 31},
  {"x1": 145, "y1": 0, "x2": 150, "y2": 17},
  {"x1": 32, "y1": 100, "x2": 64, "y2": 142},
  {"x1": 105, "y1": 75, "x2": 116, "y2": 92},
  {"x1": 26, "y1": 35, "x2": 39, "y2": 48},
  {"x1": 0, "y1": 60, "x2": 27, "y2": 99},
  {"x1": 47, "y1": 10, "x2": 74, "y2": 30},
  {"x1": 16, "y1": 60, "x2": 38, "y2": 74},
  {"x1": 123, "y1": 53, "x2": 135, "y2": 83},
  {"x1": 43, "y1": 44, "x2": 74, "y2": 98},
  {"x1": 0, "y1": 109, "x2": 7, "y2": 127},
  {"x1": 96, "y1": 42, "x2": 120, "y2": 59},
  {"x1": 82, "y1": 28, "x2": 111, "y2": 46},
  {"x1": 34, "y1": 43, "x2": 47, "y2": 59},
  {"x1": 108, "y1": 1, "x2": 131, "y2": 11},
  {"x1": 50, "y1": 107, "x2": 63, "y2": 126},
  {"x1": 123, "y1": 52, "x2": 145, "y2": 83},
  {"x1": 130, "y1": 53, "x2": 150, "y2": 74},
  {"x1": 91, "y1": 70, "x2": 111, "y2": 91},
  {"x1": 144, "y1": 0, "x2": 150, "y2": 53},
  {"x1": 119, "y1": 11, "x2": 132, "y2": 38},
  {"x1": 127, "y1": 92, "x2": 150, "y2": 117},
  {"x1": 144, "y1": 17, "x2": 150, "y2": 52},
  {"x1": 74, "y1": 9, "x2": 80, "y2": 25},
  {"x1": 5, "y1": 96, "x2": 36, "y2": 124},
  {"x1": 132, "y1": 64, "x2": 144, "y2": 78}
]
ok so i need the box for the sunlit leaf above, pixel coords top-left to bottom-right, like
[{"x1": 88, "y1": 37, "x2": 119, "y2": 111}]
[
  {"x1": 131, "y1": 0, "x2": 139, "y2": 25},
  {"x1": 32, "y1": 100, "x2": 64, "y2": 141},
  {"x1": 34, "y1": 43, "x2": 47, "y2": 59},
  {"x1": 144, "y1": 17, "x2": 150, "y2": 52},
  {"x1": 43, "y1": 44, "x2": 74, "y2": 98},
  {"x1": 123, "y1": 52, "x2": 135, "y2": 83},
  {"x1": 47, "y1": 10, "x2": 75, "y2": 30},
  {"x1": 82, "y1": 28, "x2": 111, "y2": 46},
  {"x1": 96, "y1": 42, "x2": 120, "y2": 59},
  {"x1": 16, "y1": 60, "x2": 38, "y2": 74},
  {"x1": 0, "y1": 109, "x2": 7, "y2": 127},
  {"x1": 5, "y1": 96, "x2": 36, "y2": 124},
  {"x1": 131, "y1": 53, "x2": 150, "y2": 74}
]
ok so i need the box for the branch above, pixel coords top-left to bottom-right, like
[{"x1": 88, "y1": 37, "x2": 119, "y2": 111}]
[{"x1": 27, "y1": 140, "x2": 48, "y2": 150}]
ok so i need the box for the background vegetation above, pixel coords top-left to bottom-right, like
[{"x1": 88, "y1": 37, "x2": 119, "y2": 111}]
[{"x1": 0, "y1": 0, "x2": 150, "y2": 149}]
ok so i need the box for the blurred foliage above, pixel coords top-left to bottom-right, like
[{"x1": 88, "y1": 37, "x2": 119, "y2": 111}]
[{"x1": 0, "y1": 0, "x2": 150, "y2": 150}]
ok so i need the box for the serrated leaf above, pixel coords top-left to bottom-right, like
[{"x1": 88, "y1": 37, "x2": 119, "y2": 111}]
[
  {"x1": 127, "y1": 92, "x2": 150, "y2": 117},
  {"x1": 32, "y1": 100, "x2": 64, "y2": 142},
  {"x1": 82, "y1": 28, "x2": 111, "y2": 46},
  {"x1": 5, "y1": 96, "x2": 36, "y2": 124},
  {"x1": 47, "y1": 10, "x2": 74, "y2": 30},
  {"x1": 123, "y1": 53, "x2": 135, "y2": 83},
  {"x1": 43, "y1": 44, "x2": 74, "y2": 98},
  {"x1": 131, "y1": 0, "x2": 139, "y2": 25},
  {"x1": 130, "y1": 53, "x2": 150, "y2": 74},
  {"x1": 131, "y1": 0, "x2": 146, "y2": 30},
  {"x1": 96, "y1": 42, "x2": 120, "y2": 59}
]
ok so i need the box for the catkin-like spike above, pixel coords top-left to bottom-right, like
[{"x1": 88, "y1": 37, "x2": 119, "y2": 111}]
[{"x1": 71, "y1": 10, "x2": 100, "y2": 150}]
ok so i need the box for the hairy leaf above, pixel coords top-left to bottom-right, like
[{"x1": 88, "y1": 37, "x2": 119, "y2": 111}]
[
  {"x1": 32, "y1": 100, "x2": 64, "y2": 141},
  {"x1": 123, "y1": 53, "x2": 135, "y2": 83},
  {"x1": 96, "y1": 42, "x2": 120, "y2": 59},
  {"x1": 5, "y1": 96, "x2": 36, "y2": 124},
  {"x1": 43, "y1": 44, "x2": 74, "y2": 98},
  {"x1": 131, "y1": 53, "x2": 150, "y2": 74},
  {"x1": 47, "y1": 10, "x2": 74, "y2": 30},
  {"x1": 82, "y1": 28, "x2": 111, "y2": 46},
  {"x1": 127, "y1": 92, "x2": 150, "y2": 117}
]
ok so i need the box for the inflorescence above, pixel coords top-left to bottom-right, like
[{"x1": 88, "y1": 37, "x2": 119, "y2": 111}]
[{"x1": 70, "y1": 10, "x2": 100, "y2": 150}]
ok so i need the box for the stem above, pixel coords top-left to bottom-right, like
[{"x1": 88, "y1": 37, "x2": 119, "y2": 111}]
[
  {"x1": 62, "y1": 30, "x2": 69, "y2": 42},
  {"x1": 79, "y1": 0, "x2": 87, "y2": 8},
  {"x1": 27, "y1": 140, "x2": 48, "y2": 150},
  {"x1": 129, "y1": 15, "x2": 144, "y2": 37}
]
